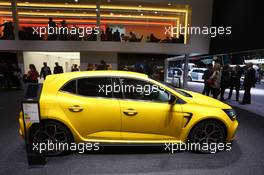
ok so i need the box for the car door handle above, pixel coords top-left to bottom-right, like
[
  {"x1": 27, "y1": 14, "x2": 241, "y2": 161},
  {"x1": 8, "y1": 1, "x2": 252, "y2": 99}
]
[
  {"x1": 68, "y1": 105, "x2": 83, "y2": 112},
  {"x1": 123, "y1": 109, "x2": 138, "y2": 116}
]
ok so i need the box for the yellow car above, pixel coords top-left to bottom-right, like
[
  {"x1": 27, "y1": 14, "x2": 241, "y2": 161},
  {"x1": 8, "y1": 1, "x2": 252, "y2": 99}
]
[{"x1": 19, "y1": 71, "x2": 238, "y2": 154}]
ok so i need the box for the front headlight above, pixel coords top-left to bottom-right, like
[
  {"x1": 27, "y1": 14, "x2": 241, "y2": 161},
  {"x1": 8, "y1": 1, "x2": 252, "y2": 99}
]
[{"x1": 223, "y1": 109, "x2": 237, "y2": 121}]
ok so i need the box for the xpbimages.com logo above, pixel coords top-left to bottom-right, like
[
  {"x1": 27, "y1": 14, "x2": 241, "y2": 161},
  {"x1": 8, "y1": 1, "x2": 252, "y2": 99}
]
[
  {"x1": 165, "y1": 24, "x2": 232, "y2": 38},
  {"x1": 32, "y1": 25, "x2": 100, "y2": 38},
  {"x1": 98, "y1": 82, "x2": 165, "y2": 96}
]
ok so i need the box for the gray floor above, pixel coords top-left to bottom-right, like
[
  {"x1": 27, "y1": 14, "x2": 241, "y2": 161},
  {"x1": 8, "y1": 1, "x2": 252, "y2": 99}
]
[{"x1": 0, "y1": 90, "x2": 264, "y2": 175}]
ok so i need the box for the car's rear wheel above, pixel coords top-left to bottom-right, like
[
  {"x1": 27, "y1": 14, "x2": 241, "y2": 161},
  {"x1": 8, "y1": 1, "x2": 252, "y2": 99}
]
[
  {"x1": 29, "y1": 120, "x2": 73, "y2": 156},
  {"x1": 188, "y1": 120, "x2": 226, "y2": 153},
  {"x1": 188, "y1": 76, "x2": 192, "y2": 82}
]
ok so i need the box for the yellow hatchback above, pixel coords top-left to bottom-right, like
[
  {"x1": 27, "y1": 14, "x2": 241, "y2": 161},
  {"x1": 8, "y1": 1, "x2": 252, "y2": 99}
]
[{"x1": 19, "y1": 71, "x2": 238, "y2": 154}]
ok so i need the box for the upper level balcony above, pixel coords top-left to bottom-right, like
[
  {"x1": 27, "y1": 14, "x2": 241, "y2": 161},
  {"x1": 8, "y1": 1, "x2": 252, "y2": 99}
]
[{"x1": 0, "y1": 0, "x2": 213, "y2": 55}]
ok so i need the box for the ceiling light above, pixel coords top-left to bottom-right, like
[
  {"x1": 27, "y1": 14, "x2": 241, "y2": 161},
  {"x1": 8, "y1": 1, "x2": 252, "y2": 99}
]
[
  {"x1": 138, "y1": 5, "x2": 142, "y2": 7},
  {"x1": 25, "y1": 2, "x2": 29, "y2": 3},
  {"x1": 154, "y1": 11, "x2": 158, "y2": 14},
  {"x1": 168, "y1": 3, "x2": 171, "y2": 6},
  {"x1": 140, "y1": 13, "x2": 143, "y2": 16},
  {"x1": 110, "y1": 12, "x2": 114, "y2": 16},
  {"x1": 74, "y1": 0, "x2": 78, "y2": 2}
]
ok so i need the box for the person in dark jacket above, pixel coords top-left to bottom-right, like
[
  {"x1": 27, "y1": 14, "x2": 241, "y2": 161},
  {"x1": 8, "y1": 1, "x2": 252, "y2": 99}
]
[
  {"x1": 241, "y1": 63, "x2": 256, "y2": 104},
  {"x1": 220, "y1": 64, "x2": 231, "y2": 101},
  {"x1": 228, "y1": 65, "x2": 242, "y2": 101},
  {"x1": 202, "y1": 63, "x2": 213, "y2": 96},
  {"x1": 53, "y1": 62, "x2": 63, "y2": 74},
  {"x1": 40, "y1": 62, "x2": 52, "y2": 80}
]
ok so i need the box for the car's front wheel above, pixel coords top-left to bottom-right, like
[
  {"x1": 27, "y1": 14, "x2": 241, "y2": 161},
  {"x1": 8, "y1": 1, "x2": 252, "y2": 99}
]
[
  {"x1": 28, "y1": 120, "x2": 73, "y2": 156},
  {"x1": 188, "y1": 120, "x2": 226, "y2": 153}
]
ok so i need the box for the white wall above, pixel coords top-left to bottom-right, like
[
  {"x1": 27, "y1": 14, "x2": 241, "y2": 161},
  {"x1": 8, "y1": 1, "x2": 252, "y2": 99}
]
[
  {"x1": 23, "y1": 52, "x2": 80, "y2": 74},
  {"x1": 80, "y1": 52, "x2": 118, "y2": 70}
]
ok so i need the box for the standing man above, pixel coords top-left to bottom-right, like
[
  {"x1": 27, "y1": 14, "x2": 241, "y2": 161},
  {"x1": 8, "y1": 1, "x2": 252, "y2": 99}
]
[
  {"x1": 241, "y1": 63, "x2": 256, "y2": 105},
  {"x1": 202, "y1": 63, "x2": 213, "y2": 96},
  {"x1": 40, "y1": 62, "x2": 52, "y2": 80},
  {"x1": 53, "y1": 62, "x2": 63, "y2": 74},
  {"x1": 228, "y1": 65, "x2": 242, "y2": 101}
]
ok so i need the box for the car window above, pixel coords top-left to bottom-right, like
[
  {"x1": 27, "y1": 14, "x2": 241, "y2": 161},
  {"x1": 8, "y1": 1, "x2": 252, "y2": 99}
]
[
  {"x1": 77, "y1": 77, "x2": 112, "y2": 98},
  {"x1": 119, "y1": 78, "x2": 170, "y2": 103},
  {"x1": 61, "y1": 80, "x2": 76, "y2": 94}
]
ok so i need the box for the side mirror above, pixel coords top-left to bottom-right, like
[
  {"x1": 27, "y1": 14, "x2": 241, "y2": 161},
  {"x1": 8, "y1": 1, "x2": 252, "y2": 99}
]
[{"x1": 169, "y1": 95, "x2": 177, "y2": 105}]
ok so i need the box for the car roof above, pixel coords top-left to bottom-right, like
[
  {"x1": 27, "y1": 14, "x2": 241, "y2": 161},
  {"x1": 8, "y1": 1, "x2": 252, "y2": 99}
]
[{"x1": 48, "y1": 70, "x2": 148, "y2": 79}]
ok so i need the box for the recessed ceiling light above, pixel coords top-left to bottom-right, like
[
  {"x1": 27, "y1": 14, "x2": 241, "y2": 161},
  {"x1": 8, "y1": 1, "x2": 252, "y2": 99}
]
[
  {"x1": 168, "y1": 3, "x2": 172, "y2": 6},
  {"x1": 110, "y1": 12, "x2": 114, "y2": 16},
  {"x1": 138, "y1": 5, "x2": 142, "y2": 7},
  {"x1": 119, "y1": 14, "x2": 122, "y2": 16},
  {"x1": 25, "y1": 2, "x2": 29, "y2": 3},
  {"x1": 154, "y1": 11, "x2": 158, "y2": 14},
  {"x1": 140, "y1": 13, "x2": 143, "y2": 16},
  {"x1": 95, "y1": 8, "x2": 98, "y2": 11},
  {"x1": 74, "y1": 0, "x2": 78, "y2": 2}
]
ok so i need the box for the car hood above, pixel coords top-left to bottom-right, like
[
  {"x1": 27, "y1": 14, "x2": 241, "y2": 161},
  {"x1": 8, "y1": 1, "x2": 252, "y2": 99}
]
[{"x1": 181, "y1": 90, "x2": 231, "y2": 109}]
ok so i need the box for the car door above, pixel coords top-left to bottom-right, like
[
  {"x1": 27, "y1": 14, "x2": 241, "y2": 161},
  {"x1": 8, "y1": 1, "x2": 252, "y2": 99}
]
[
  {"x1": 117, "y1": 77, "x2": 184, "y2": 141},
  {"x1": 191, "y1": 70, "x2": 198, "y2": 81},
  {"x1": 57, "y1": 77, "x2": 121, "y2": 141}
]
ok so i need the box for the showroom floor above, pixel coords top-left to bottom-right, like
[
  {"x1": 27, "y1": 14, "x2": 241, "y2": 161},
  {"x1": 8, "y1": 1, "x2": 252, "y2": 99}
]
[{"x1": 0, "y1": 90, "x2": 264, "y2": 175}]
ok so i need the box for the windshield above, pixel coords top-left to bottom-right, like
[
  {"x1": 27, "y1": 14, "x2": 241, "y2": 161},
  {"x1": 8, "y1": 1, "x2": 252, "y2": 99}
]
[{"x1": 153, "y1": 79, "x2": 193, "y2": 98}]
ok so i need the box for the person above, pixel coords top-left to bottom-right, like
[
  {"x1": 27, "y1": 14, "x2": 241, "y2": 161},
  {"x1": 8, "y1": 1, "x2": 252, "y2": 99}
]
[
  {"x1": 26, "y1": 64, "x2": 39, "y2": 83},
  {"x1": 202, "y1": 63, "x2": 213, "y2": 96},
  {"x1": 105, "y1": 27, "x2": 113, "y2": 41},
  {"x1": 0, "y1": 60, "x2": 9, "y2": 88},
  {"x1": 59, "y1": 20, "x2": 68, "y2": 40},
  {"x1": 129, "y1": 32, "x2": 143, "y2": 42},
  {"x1": 209, "y1": 63, "x2": 221, "y2": 99},
  {"x1": 96, "y1": 60, "x2": 107, "y2": 70},
  {"x1": 228, "y1": 65, "x2": 241, "y2": 101},
  {"x1": 40, "y1": 62, "x2": 52, "y2": 80},
  {"x1": 71, "y1": 64, "x2": 79, "y2": 72},
  {"x1": 0, "y1": 21, "x2": 14, "y2": 40},
  {"x1": 113, "y1": 29, "x2": 121, "y2": 41},
  {"x1": 47, "y1": 18, "x2": 57, "y2": 40},
  {"x1": 100, "y1": 30, "x2": 106, "y2": 41},
  {"x1": 220, "y1": 64, "x2": 231, "y2": 101},
  {"x1": 53, "y1": 62, "x2": 63, "y2": 74},
  {"x1": 241, "y1": 63, "x2": 256, "y2": 105},
  {"x1": 86, "y1": 63, "x2": 94, "y2": 71},
  {"x1": 149, "y1": 33, "x2": 160, "y2": 42},
  {"x1": 10, "y1": 64, "x2": 22, "y2": 89}
]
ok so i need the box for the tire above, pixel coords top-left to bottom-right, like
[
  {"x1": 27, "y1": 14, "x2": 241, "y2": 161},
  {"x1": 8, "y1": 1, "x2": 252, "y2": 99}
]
[
  {"x1": 188, "y1": 76, "x2": 192, "y2": 82},
  {"x1": 28, "y1": 120, "x2": 73, "y2": 156},
  {"x1": 188, "y1": 120, "x2": 226, "y2": 153}
]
